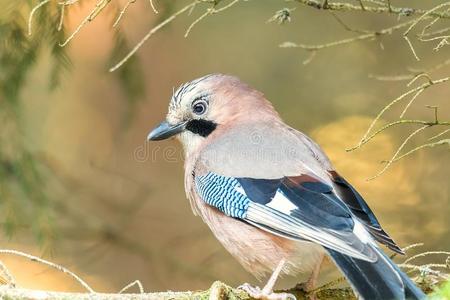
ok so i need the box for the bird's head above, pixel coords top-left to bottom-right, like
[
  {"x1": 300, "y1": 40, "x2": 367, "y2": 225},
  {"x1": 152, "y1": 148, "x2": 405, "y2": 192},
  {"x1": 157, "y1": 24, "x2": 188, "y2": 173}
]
[{"x1": 147, "y1": 74, "x2": 279, "y2": 155}]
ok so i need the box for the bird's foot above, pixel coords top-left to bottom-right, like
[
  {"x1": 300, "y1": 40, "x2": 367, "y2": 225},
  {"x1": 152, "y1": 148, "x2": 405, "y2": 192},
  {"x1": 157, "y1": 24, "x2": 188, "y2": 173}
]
[
  {"x1": 238, "y1": 283, "x2": 296, "y2": 300},
  {"x1": 293, "y1": 283, "x2": 317, "y2": 300}
]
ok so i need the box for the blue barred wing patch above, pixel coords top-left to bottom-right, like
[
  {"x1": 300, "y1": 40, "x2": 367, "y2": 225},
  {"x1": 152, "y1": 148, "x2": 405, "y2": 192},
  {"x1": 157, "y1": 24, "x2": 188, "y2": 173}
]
[{"x1": 195, "y1": 172, "x2": 250, "y2": 218}]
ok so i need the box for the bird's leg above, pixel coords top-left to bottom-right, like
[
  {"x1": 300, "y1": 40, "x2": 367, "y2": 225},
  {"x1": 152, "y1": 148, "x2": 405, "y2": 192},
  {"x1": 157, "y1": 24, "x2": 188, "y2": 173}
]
[
  {"x1": 238, "y1": 258, "x2": 296, "y2": 300},
  {"x1": 294, "y1": 255, "x2": 324, "y2": 300},
  {"x1": 299, "y1": 254, "x2": 324, "y2": 292},
  {"x1": 262, "y1": 258, "x2": 286, "y2": 295}
]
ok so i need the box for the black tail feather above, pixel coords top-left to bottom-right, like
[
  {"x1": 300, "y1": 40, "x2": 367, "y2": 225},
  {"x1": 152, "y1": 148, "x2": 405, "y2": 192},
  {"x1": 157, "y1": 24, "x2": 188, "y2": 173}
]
[{"x1": 327, "y1": 247, "x2": 425, "y2": 300}]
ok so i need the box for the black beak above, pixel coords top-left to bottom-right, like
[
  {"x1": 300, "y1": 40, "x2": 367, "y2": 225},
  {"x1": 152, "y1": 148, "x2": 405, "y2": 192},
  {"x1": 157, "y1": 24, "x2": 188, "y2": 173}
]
[{"x1": 147, "y1": 121, "x2": 187, "y2": 141}]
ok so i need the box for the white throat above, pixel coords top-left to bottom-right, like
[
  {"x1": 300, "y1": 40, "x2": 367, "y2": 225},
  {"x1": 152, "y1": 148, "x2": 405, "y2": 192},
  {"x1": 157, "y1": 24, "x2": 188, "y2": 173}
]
[{"x1": 178, "y1": 131, "x2": 205, "y2": 159}]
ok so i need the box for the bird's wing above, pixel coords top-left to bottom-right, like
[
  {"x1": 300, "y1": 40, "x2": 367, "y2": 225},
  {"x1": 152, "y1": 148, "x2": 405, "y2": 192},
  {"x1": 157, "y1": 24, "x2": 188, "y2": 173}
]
[
  {"x1": 290, "y1": 129, "x2": 404, "y2": 254},
  {"x1": 195, "y1": 171, "x2": 378, "y2": 262},
  {"x1": 197, "y1": 123, "x2": 402, "y2": 255}
]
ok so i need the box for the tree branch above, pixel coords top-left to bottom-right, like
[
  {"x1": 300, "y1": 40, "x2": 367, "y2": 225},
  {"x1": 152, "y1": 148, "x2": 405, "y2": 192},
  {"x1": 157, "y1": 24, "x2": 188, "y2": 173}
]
[
  {"x1": 293, "y1": 0, "x2": 450, "y2": 19},
  {"x1": 0, "y1": 283, "x2": 358, "y2": 300}
]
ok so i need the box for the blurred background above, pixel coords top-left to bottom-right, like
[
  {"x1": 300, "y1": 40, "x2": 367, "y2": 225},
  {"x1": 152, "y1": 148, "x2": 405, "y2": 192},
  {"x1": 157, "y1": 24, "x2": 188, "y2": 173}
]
[{"x1": 0, "y1": 0, "x2": 449, "y2": 294}]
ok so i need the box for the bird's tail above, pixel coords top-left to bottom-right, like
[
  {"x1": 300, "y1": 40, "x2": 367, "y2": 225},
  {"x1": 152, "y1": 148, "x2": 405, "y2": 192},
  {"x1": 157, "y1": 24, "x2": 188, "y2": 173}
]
[{"x1": 327, "y1": 246, "x2": 425, "y2": 300}]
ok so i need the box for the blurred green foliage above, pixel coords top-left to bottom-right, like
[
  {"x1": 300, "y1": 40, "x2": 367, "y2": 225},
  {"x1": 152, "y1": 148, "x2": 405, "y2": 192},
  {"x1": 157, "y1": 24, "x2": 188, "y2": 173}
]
[
  {"x1": 430, "y1": 280, "x2": 450, "y2": 299},
  {"x1": 0, "y1": 2, "x2": 67, "y2": 247},
  {"x1": 0, "y1": 1, "x2": 146, "y2": 245}
]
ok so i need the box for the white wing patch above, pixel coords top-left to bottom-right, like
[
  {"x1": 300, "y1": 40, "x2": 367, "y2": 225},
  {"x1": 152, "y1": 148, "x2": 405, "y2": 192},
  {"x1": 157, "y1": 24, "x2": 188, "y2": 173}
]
[
  {"x1": 266, "y1": 191, "x2": 297, "y2": 214},
  {"x1": 353, "y1": 220, "x2": 375, "y2": 244}
]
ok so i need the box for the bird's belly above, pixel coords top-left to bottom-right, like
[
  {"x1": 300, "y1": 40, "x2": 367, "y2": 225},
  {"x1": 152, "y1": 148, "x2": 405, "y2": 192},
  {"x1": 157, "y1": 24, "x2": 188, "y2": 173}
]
[{"x1": 198, "y1": 202, "x2": 325, "y2": 280}]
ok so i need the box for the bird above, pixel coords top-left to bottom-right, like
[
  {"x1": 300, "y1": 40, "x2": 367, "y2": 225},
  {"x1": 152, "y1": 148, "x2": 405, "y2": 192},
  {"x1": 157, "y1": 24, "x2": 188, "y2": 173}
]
[{"x1": 147, "y1": 74, "x2": 426, "y2": 300}]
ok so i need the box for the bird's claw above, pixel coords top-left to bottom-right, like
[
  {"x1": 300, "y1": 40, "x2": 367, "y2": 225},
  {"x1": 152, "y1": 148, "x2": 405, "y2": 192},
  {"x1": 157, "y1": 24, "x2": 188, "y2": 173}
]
[{"x1": 238, "y1": 283, "x2": 296, "y2": 300}]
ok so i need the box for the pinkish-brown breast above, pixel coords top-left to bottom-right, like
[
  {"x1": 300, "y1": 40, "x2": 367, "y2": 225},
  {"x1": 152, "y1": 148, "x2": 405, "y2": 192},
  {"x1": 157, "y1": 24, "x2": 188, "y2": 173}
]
[{"x1": 188, "y1": 186, "x2": 325, "y2": 280}]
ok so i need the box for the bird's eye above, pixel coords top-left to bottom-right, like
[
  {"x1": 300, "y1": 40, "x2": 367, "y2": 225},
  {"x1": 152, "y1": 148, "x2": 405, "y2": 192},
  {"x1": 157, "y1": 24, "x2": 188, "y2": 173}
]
[{"x1": 192, "y1": 99, "x2": 208, "y2": 115}]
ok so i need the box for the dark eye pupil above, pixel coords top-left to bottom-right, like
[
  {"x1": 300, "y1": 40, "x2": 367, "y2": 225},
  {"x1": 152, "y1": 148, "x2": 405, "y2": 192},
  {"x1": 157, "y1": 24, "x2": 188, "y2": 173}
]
[{"x1": 193, "y1": 103, "x2": 205, "y2": 114}]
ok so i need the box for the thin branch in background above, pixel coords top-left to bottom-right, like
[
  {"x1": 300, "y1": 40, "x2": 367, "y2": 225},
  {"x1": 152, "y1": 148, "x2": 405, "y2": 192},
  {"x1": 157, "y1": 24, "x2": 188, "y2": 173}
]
[
  {"x1": 398, "y1": 89, "x2": 424, "y2": 118},
  {"x1": 330, "y1": 12, "x2": 371, "y2": 34},
  {"x1": 302, "y1": 50, "x2": 317, "y2": 65},
  {"x1": 280, "y1": 18, "x2": 417, "y2": 53},
  {"x1": 429, "y1": 128, "x2": 450, "y2": 140},
  {"x1": 419, "y1": 9, "x2": 448, "y2": 37},
  {"x1": 404, "y1": 3, "x2": 450, "y2": 36},
  {"x1": 109, "y1": 1, "x2": 199, "y2": 72},
  {"x1": 404, "y1": 251, "x2": 450, "y2": 265},
  {"x1": 346, "y1": 72, "x2": 450, "y2": 179},
  {"x1": 407, "y1": 73, "x2": 433, "y2": 87},
  {"x1": 347, "y1": 76, "x2": 450, "y2": 151},
  {"x1": 118, "y1": 280, "x2": 144, "y2": 294},
  {"x1": 0, "y1": 249, "x2": 95, "y2": 293},
  {"x1": 57, "y1": 4, "x2": 65, "y2": 31},
  {"x1": 369, "y1": 59, "x2": 450, "y2": 81},
  {"x1": 294, "y1": 0, "x2": 450, "y2": 19},
  {"x1": 357, "y1": 0, "x2": 365, "y2": 11},
  {"x1": 420, "y1": 26, "x2": 450, "y2": 38},
  {"x1": 432, "y1": 37, "x2": 450, "y2": 51},
  {"x1": 28, "y1": 0, "x2": 51, "y2": 36},
  {"x1": 149, "y1": 0, "x2": 158, "y2": 14},
  {"x1": 184, "y1": 0, "x2": 240, "y2": 37},
  {"x1": 350, "y1": 119, "x2": 449, "y2": 151},
  {"x1": 397, "y1": 245, "x2": 450, "y2": 288},
  {"x1": 403, "y1": 36, "x2": 420, "y2": 61},
  {"x1": 386, "y1": 139, "x2": 450, "y2": 163},
  {"x1": 385, "y1": 0, "x2": 392, "y2": 13},
  {"x1": 368, "y1": 125, "x2": 430, "y2": 180},
  {"x1": 113, "y1": 0, "x2": 137, "y2": 28},
  {"x1": 60, "y1": 0, "x2": 113, "y2": 47},
  {"x1": 403, "y1": 2, "x2": 450, "y2": 60}
]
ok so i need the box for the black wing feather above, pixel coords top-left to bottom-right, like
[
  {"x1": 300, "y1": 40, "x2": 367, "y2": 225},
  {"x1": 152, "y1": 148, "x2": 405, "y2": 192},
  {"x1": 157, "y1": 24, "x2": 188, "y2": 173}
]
[{"x1": 330, "y1": 171, "x2": 404, "y2": 254}]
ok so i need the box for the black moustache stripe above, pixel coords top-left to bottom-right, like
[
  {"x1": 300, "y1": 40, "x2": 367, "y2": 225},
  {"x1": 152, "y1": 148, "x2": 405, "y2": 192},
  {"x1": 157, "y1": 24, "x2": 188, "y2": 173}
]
[{"x1": 185, "y1": 119, "x2": 217, "y2": 137}]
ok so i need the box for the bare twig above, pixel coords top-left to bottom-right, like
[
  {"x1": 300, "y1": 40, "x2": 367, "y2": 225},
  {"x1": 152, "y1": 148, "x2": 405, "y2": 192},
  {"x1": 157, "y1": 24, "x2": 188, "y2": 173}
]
[
  {"x1": 280, "y1": 18, "x2": 417, "y2": 52},
  {"x1": 399, "y1": 89, "x2": 424, "y2": 118},
  {"x1": 0, "y1": 250, "x2": 94, "y2": 293},
  {"x1": 109, "y1": 1, "x2": 199, "y2": 72},
  {"x1": 403, "y1": 36, "x2": 420, "y2": 61},
  {"x1": 429, "y1": 129, "x2": 450, "y2": 140},
  {"x1": 405, "y1": 251, "x2": 450, "y2": 265},
  {"x1": 60, "y1": 0, "x2": 113, "y2": 47},
  {"x1": 149, "y1": 0, "x2": 158, "y2": 14},
  {"x1": 184, "y1": 0, "x2": 240, "y2": 37},
  {"x1": 402, "y1": 2, "x2": 450, "y2": 60},
  {"x1": 294, "y1": 0, "x2": 450, "y2": 19},
  {"x1": 369, "y1": 59, "x2": 450, "y2": 81},
  {"x1": 367, "y1": 125, "x2": 430, "y2": 180},
  {"x1": 28, "y1": 0, "x2": 51, "y2": 36},
  {"x1": 387, "y1": 139, "x2": 450, "y2": 163},
  {"x1": 57, "y1": 4, "x2": 65, "y2": 31},
  {"x1": 330, "y1": 12, "x2": 370, "y2": 34},
  {"x1": 118, "y1": 280, "x2": 144, "y2": 294},
  {"x1": 113, "y1": 0, "x2": 137, "y2": 28},
  {"x1": 347, "y1": 76, "x2": 450, "y2": 151}
]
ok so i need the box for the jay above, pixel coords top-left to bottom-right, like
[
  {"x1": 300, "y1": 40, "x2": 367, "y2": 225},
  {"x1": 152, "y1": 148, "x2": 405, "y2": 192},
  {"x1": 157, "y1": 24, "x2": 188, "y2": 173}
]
[{"x1": 148, "y1": 74, "x2": 425, "y2": 300}]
